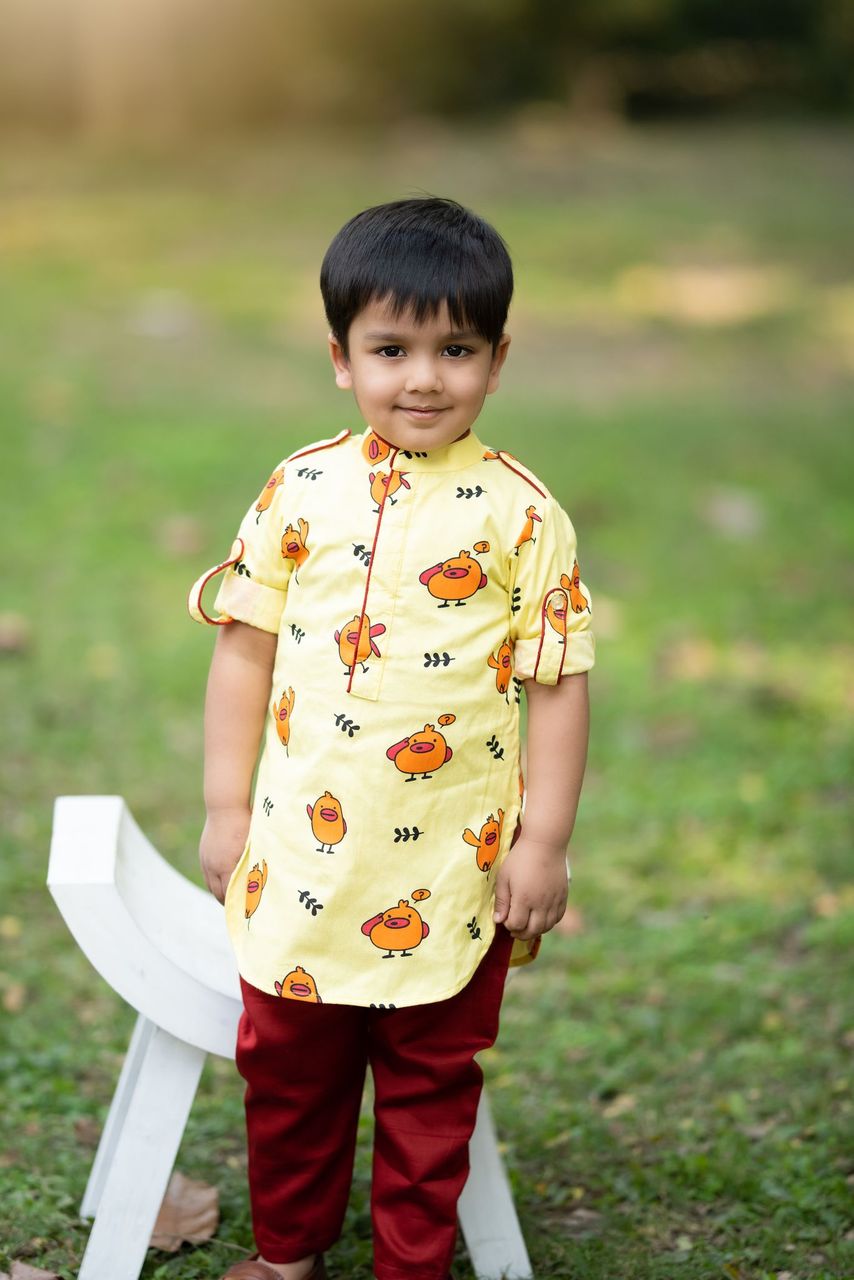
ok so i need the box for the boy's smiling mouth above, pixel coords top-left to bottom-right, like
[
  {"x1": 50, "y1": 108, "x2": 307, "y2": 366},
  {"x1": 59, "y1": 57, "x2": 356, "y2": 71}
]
[{"x1": 397, "y1": 405, "x2": 447, "y2": 418}]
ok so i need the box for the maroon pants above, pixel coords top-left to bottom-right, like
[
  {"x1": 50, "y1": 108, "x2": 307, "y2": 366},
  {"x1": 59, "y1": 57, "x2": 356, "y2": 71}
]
[{"x1": 235, "y1": 922, "x2": 516, "y2": 1280}]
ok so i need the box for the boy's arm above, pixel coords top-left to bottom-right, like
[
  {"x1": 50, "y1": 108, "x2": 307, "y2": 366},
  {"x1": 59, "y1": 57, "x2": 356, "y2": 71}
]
[
  {"x1": 200, "y1": 621, "x2": 277, "y2": 903},
  {"x1": 492, "y1": 671, "x2": 589, "y2": 938},
  {"x1": 519, "y1": 671, "x2": 589, "y2": 848}
]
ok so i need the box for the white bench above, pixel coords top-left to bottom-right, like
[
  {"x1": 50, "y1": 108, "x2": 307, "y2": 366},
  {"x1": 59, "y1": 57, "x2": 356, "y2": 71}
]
[{"x1": 48, "y1": 795, "x2": 534, "y2": 1280}]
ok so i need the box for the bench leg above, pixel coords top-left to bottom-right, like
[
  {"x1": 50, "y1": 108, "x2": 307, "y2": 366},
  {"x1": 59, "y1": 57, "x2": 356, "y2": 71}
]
[
  {"x1": 81, "y1": 1014, "x2": 155, "y2": 1218},
  {"x1": 458, "y1": 1088, "x2": 533, "y2": 1280},
  {"x1": 78, "y1": 1016, "x2": 206, "y2": 1280}
]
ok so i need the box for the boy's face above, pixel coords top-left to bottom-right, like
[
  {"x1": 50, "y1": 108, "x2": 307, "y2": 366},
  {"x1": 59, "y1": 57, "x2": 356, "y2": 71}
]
[{"x1": 328, "y1": 297, "x2": 510, "y2": 452}]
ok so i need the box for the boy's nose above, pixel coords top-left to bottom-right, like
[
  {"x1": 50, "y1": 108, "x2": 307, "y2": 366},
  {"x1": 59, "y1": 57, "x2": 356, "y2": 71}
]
[{"x1": 404, "y1": 360, "x2": 443, "y2": 394}]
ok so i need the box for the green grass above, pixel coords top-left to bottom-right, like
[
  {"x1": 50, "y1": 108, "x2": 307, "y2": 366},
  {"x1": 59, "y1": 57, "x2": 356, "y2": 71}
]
[{"x1": 1, "y1": 120, "x2": 852, "y2": 1279}]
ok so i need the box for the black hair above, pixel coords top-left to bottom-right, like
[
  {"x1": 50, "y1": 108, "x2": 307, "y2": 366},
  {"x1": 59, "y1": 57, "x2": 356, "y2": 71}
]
[{"x1": 320, "y1": 196, "x2": 513, "y2": 358}]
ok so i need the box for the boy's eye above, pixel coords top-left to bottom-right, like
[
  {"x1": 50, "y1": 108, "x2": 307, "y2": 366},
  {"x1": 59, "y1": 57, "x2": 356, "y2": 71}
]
[{"x1": 374, "y1": 344, "x2": 472, "y2": 358}]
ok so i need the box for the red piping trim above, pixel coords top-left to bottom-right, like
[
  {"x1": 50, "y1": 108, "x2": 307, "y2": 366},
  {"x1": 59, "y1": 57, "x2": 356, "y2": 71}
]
[
  {"x1": 496, "y1": 451, "x2": 547, "y2": 498},
  {"x1": 286, "y1": 429, "x2": 351, "y2": 465},
  {"x1": 347, "y1": 445, "x2": 399, "y2": 693},
  {"x1": 532, "y1": 586, "x2": 569, "y2": 681},
  {"x1": 192, "y1": 538, "x2": 245, "y2": 626}
]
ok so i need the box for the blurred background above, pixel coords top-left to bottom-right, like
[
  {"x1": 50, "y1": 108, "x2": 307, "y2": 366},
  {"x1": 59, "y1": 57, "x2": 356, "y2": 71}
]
[
  {"x1": 1, "y1": 2, "x2": 852, "y2": 1277},
  {"x1": 1, "y1": 0, "x2": 853, "y2": 134}
]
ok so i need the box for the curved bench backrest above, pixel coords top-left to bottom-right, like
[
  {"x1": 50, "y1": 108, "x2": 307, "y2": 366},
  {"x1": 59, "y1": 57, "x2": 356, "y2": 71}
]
[{"x1": 48, "y1": 796, "x2": 241, "y2": 1058}]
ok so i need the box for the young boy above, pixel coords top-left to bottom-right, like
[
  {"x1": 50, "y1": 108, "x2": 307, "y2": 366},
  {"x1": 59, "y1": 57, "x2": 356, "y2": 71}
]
[{"x1": 188, "y1": 197, "x2": 594, "y2": 1280}]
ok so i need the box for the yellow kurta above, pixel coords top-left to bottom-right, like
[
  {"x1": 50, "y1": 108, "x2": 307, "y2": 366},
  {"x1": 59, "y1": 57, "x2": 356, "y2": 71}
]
[{"x1": 189, "y1": 426, "x2": 594, "y2": 1008}]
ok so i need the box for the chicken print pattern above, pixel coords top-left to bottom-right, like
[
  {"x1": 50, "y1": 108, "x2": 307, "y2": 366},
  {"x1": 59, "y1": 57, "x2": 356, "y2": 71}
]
[
  {"x1": 244, "y1": 855, "x2": 268, "y2": 920},
  {"x1": 273, "y1": 688, "x2": 295, "y2": 752},
  {"x1": 307, "y1": 791, "x2": 347, "y2": 853},
  {"x1": 386, "y1": 717, "x2": 455, "y2": 781},
  {"x1": 189, "y1": 425, "x2": 594, "y2": 1008},
  {"x1": 362, "y1": 889, "x2": 432, "y2": 958}
]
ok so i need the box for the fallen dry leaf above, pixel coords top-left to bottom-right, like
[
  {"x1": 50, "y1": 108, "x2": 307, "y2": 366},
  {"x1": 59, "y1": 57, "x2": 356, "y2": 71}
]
[
  {"x1": 556, "y1": 1206, "x2": 603, "y2": 1238},
  {"x1": 150, "y1": 1170, "x2": 219, "y2": 1251},
  {"x1": 741, "y1": 1119, "x2": 776, "y2": 1141},
  {"x1": 602, "y1": 1092, "x2": 637, "y2": 1119},
  {"x1": 9, "y1": 1264, "x2": 62, "y2": 1280}
]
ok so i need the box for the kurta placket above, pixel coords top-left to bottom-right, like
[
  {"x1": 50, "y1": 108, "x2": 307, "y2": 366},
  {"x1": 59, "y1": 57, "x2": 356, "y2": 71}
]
[{"x1": 346, "y1": 442, "x2": 404, "y2": 703}]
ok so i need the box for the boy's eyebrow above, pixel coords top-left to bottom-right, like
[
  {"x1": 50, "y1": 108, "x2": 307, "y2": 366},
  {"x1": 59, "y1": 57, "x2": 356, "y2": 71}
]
[{"x1": 362, "y1": 329, "x2": 481, "y2": 342}]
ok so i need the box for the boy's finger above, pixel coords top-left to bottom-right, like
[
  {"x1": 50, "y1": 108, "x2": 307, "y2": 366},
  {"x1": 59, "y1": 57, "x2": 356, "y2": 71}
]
[
  {"x1": 492, "y1": 882, "x2": 510, "y2": 922},
  {"x1": 505, "y1": 908, "x2": 532, "y2": 936}
]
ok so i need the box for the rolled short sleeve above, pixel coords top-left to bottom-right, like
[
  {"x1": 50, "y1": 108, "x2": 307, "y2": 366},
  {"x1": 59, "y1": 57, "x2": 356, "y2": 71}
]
[
  {"x1": 508, "y1": 496, "x2": 595, "y2": 685},
  {"x1": 188, "y1": 461, "x2": 292, "y2": 634}
]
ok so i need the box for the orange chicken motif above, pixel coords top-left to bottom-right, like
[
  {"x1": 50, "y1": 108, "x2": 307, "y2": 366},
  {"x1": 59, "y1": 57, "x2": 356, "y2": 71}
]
[
  {"x1": 419, "y1": 550, "x2": 487, "y2": 607},
  {"x1": 462, "y1": 809, "x2": 505, "y2": 874},
  {"x1": 255, "y1": 466, "x2": 284, "y2": 520},
  {"x1": 369, "y1": 468, "x2": 411, "y2": 510},
  {"x1": 275, "y1": 965, "x2": 322, "y2": 1003},
  {"x1": 281, "y1": 519, "x2": 309, "y2": 581},
  {"x1": 514, "y1": 505, "x2": 542, "y2": 555},
  {"x1": 245, "y1": 859, "x2": 268, "y2": 919},
  {"x1": 335, "y1": 613, "x2": 386, "y2": 673},
  {"x1": 386, "y1": 723, "x2": 453, "y2": 782},
  {"x1": 567, "y1": 560, "x2": 589, "y2": 613},
  {"x1": 361, "y1": 894, "x2": 431, "y2": 958},
  {"x1": 487, "y1": 640, "x2": 513, "y2": 699},
  {"x1": 545, "y1": 567, "x2": 589, "y2": 640},
  {"x1": 306, "y1": 790, "x2": 347, "y2": 853},
  {"x1": 362, "y1": 430, "x2": 392, "y2": 466},
  {"x1": 274, "y1": 687, "x2": 295, "y2": 752}
]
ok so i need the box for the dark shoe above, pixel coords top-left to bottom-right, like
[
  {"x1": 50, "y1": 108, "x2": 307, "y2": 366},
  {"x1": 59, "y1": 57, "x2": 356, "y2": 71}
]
[{"x1": 221, "y1": 1254, "x2": 327, "y2": 1280}]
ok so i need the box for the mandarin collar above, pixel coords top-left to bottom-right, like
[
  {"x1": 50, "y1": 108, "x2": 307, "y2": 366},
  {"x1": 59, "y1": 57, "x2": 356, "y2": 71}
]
[{"x1": 359, "y1": 427, "x2": 486, "y2": 473}]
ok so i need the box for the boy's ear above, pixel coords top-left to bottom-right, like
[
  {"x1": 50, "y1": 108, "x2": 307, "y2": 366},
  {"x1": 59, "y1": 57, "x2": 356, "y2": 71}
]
[
  {"x1": 328, "y1": 331, "x2": 353, "y2": 390},
  {"x1": 486, "y1": 332, "x2": 511, "y2": 395}
]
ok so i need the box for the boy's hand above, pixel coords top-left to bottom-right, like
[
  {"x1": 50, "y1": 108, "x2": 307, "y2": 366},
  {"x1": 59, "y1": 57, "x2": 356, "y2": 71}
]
[
  {"x1": 200, "y1": 806, "x2": 251, "y2": 904},
  {"x1": 492, "y1": 835, "x2": 569, "y2": 940}
]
